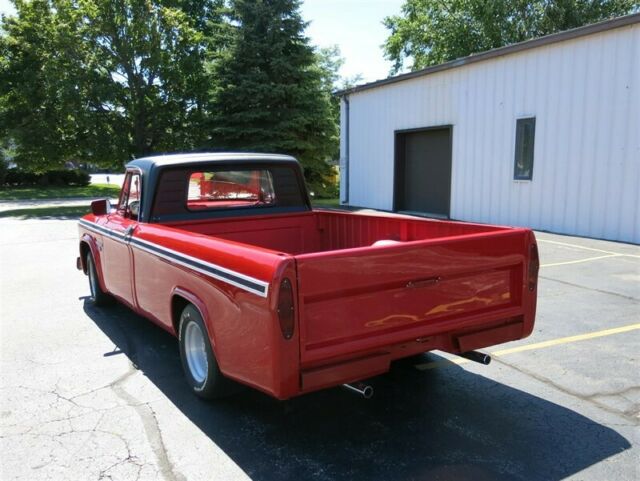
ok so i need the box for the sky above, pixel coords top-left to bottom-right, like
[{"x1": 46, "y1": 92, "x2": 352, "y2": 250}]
[
  {"x1": 300, "y1": 0, "x2": 404, "y2": 82},
  {"x1": 0, "y1": 0, "x2": 405, "y2": 83}
]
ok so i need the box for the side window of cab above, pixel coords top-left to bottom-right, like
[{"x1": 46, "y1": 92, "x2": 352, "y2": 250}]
[{"x1": 117, "y1": 172, "x2": 142, "y2": 220}]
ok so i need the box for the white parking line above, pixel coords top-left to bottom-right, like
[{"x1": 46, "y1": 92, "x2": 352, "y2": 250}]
[
  {"x1": 415, "y1": 323, "x2": 640, "y2": 371},
  {"x1": 537, "y1": 238, "x2": 640, "y2": 258},
  {"x1": 541, "y1": 253, "x2": 623, "y2": 267}
]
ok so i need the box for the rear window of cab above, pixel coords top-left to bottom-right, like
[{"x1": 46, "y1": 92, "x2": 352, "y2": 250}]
[
  {"x1": 186, "y1": 169, "x2": 276, "y2": 211},
  {"x1": 149, "y1": 163, "x2": 308, "y2": 221}
]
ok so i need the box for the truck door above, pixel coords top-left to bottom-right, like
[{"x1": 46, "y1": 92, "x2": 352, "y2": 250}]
[{"x1": 101, "y1": 171, "x2": 141, "y2": 305}]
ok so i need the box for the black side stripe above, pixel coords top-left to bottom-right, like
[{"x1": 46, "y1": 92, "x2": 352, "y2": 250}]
[
  {"x1": 129, "y1": 237, "x2": 267, "y2": 294},
  {"x1": 80, "y1": 219, "x2": 125, "y2": 241},
  {"x1": 78, "y1": 219, "x2": 269, "y2": 297}
]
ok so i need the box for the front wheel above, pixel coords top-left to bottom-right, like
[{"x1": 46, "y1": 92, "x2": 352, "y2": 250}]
[
  {"x1": 178, "y1": 304, "x2": 232, "y2": 399},
  {"x1": 86, "y1": 252, "x2": 112, "y2": 306}
]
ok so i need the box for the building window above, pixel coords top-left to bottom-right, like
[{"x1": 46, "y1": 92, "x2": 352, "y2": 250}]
[{"x1": 514, "y1": 117, "x2": 536, "y2": 180}]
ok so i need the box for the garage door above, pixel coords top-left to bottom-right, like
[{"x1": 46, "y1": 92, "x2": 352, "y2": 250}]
[{"x1": 395, "y1": 127, "x2": 452, "y2": 218}]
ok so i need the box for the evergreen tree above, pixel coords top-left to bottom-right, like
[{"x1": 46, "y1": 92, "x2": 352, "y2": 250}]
[
  {"x1": 315, "y1": 45, "x2": 362, "y2": 161},
  {"x1": 208, "y1": 0, "x2": 336, "y2": 196}
]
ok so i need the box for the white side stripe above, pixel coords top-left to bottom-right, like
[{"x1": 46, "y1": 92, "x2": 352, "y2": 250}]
[{"x1": 78, "y1": 219, "x2": 270, "y2": 298}]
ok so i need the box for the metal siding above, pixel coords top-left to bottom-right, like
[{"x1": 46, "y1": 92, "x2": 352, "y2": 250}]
[{"x1": 342, "y1": 24, "x2": 640, "y2": 243}]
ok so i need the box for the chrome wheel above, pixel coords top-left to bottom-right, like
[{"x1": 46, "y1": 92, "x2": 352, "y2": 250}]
[
  {"x1": 178, "y1": 304, "x2": 231, "y2": 399},
  {"x1": 184, "y1": 320, "x2": 208, "y2": 384}
]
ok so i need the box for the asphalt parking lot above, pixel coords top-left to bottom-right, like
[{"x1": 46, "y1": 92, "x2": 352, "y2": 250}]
[{"x1": 1, "y1": 216, "x2": 638, "y2": 481}]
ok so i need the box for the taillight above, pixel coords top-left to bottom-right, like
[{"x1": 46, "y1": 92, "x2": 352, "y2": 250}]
[
  {"x1": 277, "y1": 278, "x2": 295, "y2": 339},
  {"x1": 528, "y1": 244, "x2": 539, "y2": 291}
]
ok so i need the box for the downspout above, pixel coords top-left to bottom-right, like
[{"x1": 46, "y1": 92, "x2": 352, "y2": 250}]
[{"x1": 342, "y1": 95, "x2": 350, "y2": 204}]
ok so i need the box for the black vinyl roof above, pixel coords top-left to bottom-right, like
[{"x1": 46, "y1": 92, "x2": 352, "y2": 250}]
[
  {"x1": 123, "y1": 152, "x2": 306, "y2": 223},
  {"x1": 127, "y1": 152, "x2": 298, "y2": 176}
]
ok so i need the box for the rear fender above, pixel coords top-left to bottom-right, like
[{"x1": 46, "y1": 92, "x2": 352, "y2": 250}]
[{"x1": 170, "y1": 287, "x2": 217, "y2": 349}]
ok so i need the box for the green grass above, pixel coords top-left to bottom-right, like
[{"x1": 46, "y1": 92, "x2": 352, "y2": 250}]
[
  {"x1": 311, "y1": 197, "x2": 341, "y2": 208},
  {"x1": 0, "y1": 205, "x2": 90, "y2": 219},
  {"x1": 0, "y1": 196, "x2": 342, "y2": 219},
  {"x1": 0, "y1": 183, "x2": 121, "y2": 201}
]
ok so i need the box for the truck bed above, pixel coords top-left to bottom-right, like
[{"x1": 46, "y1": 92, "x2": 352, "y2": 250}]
[
  {"x1": 167, "y1": 210, "x2": 537, "y2": 390},
  {"x1": 165, "y1": 210, "x2": 508, "y2": 255}
]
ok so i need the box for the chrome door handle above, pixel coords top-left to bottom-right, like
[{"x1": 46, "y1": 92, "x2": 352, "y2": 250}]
[
  {"x1": 406, "y1": 276, "x2": 441, "y2": 289},
  {"x1": 123, "y1": 225, "x2": 136, "y2": 241}
]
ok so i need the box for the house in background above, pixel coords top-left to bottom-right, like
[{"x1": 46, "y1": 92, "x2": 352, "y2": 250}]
[{"x1": 338, "y1": 14, "x2": 639, "y2": 244}]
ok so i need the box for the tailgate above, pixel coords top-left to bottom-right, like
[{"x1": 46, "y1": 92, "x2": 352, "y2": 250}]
[{"x1": 295, "y1": 230, "x2": 534, "y2": 365}]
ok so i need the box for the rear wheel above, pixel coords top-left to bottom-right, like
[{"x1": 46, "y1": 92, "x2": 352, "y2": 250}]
[
  {"x1": 86, "y1": 252, "x2": 112, "y2": 306},
  {"x1": 178, "y1": 304, "x2": 232, "y2": 399}
]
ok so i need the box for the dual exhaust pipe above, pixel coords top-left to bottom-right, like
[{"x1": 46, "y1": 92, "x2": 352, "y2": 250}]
[
  {"x1": 342, "y1": 382, "x2": 374, "y2": 399},
  {"x1": 459, "y1": 350, "x2": 492, "y2": 365},
  {"x1": 341, "y1": 350, "x2": 490, "y2": 399}
]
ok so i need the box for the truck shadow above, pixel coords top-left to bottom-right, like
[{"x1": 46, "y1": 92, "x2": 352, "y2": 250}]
[{"x1": 83, "y1": 301, "x2": 631, "y2": 481}]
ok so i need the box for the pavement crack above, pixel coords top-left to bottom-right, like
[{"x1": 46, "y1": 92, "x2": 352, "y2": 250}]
[
  {"x1": 539, "y1": 275, "x2": 639, "y2": 301},
  {"x1": 587, "y1": 386, "x2": 640, "y2": 400},
  {"x1": 492, "y1": 357, "x2": 637, "y2": 421},
  {"x1": 108, "y1": 362, "x2": 183, "y2": 481}
]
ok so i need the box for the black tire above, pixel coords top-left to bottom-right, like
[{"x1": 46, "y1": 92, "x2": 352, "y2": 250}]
[
  {"x1": 178, "y1": 304, "x2": 232, "y2": 399},
  {"x1": 86, "y1": 252, "x2": 112, "y2": 306}
]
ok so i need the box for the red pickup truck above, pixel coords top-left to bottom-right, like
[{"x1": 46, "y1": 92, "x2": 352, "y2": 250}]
[{"x1": 77, "y1": 153, "x2": 539, "y2": 400}]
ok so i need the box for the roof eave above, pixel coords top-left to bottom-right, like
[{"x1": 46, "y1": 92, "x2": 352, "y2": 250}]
[{"x1": 336, "y1": 12, "x2": 640, "y2": 97}]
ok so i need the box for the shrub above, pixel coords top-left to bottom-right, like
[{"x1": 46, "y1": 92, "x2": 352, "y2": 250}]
[
  {"x1": 2, "y1": 168, "x2": 90, "y2": 187},
  {"x1": 4, "y1": 170, "x2": 37, "y2": 185},
  {"x1": 0, "y1": 159, "x2": 7, "y2": 186},
  {"x1": 73, "y1": 170, "x2": 91, "y2": 186}
]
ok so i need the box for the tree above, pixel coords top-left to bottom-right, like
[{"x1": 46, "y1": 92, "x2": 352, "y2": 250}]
[
  {"x1": 383, "y1": 0, "x2": 640, "y2": 74},
  {"x1": 315, "y1": 45, "x2": 363, "y2": 163},
  {"x1": 0, "y1": 1, "x2": 87, "y2": 171},
  {"x1": 207, "y1": 0, "x2": 337, "y2": 196},
  {"x1": 0, "y1": 0, "x2": 224, "y2": 171}
]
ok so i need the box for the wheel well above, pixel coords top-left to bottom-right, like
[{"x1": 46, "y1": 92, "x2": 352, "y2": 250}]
[
  {"x1": 171, "y1": 295, "x2": 190, "y2": 337},
  {"x1": 79, "y1": 242, "x2": 91, "y2": 274}
]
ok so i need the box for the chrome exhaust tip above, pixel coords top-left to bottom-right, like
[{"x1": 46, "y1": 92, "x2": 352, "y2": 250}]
[
  {"x1": 459, "y1": 350, "x2": 492, "y2": 365},
  {"x1": 342, "y1": 382, "x2": 374, "y2": 399}
]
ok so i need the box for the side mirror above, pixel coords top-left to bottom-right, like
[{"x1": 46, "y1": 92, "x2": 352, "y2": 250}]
[
  {"x1": 129, "y1": 200, "x2": 140, "y2": 218},
  {"x1": 91, "y1": 199, "x2": 111, "y2": 216}
]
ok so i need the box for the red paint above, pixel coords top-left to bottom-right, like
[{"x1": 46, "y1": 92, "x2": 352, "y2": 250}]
[{"x1": 78, "y1": 180, "x2": 538, "y2": 400}]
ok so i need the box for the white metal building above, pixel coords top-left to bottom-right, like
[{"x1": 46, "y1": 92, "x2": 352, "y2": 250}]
[{"x1": 338, "y1": 14, "x2": 640, "y2": 244}]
